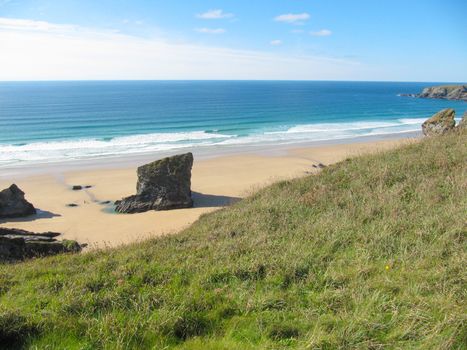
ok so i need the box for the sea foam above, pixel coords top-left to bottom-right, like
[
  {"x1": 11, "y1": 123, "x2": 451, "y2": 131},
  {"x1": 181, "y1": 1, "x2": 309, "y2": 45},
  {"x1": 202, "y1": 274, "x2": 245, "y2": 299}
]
[
  {"x1": 0, "y1": 119, "x2": 424, "y2": 167},
  {"x1": 0, "y1": 131, "x2": 233, "y2": 166}
]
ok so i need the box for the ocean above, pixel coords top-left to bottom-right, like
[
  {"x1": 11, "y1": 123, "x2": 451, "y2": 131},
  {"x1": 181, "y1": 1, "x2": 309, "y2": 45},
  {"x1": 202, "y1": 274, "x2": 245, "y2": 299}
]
[{"x1": 0, "y1": 81, "x2": 465, "y2": 168}]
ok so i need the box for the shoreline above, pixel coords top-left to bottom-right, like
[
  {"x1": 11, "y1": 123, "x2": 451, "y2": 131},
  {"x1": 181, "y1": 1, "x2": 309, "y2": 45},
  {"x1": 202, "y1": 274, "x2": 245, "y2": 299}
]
[
  {"x1": 0, "y1": 135, "x2": 419, "y2": 248},
  {"x1": 0, "y1": 131, "x2": 420, "y2": 179}
]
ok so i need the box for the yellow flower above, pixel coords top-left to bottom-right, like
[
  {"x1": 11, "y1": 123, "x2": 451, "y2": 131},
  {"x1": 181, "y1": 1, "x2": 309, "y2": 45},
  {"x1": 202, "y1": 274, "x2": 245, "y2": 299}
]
[{"x1": 385, "y1": 265, "x2": 390, "y2": 270}]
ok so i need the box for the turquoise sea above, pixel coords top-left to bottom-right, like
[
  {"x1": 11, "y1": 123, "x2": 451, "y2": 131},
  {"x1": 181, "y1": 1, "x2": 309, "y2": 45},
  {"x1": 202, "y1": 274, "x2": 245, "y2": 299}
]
[{"x1": 0, "y1": 81, "x2": 465, "y2": 167}]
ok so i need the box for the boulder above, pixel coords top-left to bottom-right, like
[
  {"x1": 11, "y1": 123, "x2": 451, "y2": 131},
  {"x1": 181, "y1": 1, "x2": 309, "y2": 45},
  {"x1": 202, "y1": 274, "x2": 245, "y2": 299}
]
[
  {"x1": 0, "y1": 184, "x2": 36, "y2": 219},
  {"x1": 457, "y1": 111, "x2": 467, "y2": 129},
  {"x1": 115, "y1": 153, "x2": 194, "y2": 213},
  {"x1": 421, "y1": 108, "x2": 456, "y2": 136},
  {"x1": 0, "y1": 227, "x2": 83, "y2": 262}
]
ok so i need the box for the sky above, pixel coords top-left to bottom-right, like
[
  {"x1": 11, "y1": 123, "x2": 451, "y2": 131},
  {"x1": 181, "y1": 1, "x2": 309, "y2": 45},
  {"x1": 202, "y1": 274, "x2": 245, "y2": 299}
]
[{"x1": 0, "y1": 0, "x2": 466, "y2": 81}]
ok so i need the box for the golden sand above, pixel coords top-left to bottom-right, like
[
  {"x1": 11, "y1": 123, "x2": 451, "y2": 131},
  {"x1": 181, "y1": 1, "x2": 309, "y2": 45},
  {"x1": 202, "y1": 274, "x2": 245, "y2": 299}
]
[{"x1": 0, "y1": 139, "x2": 412, "y2": 247}]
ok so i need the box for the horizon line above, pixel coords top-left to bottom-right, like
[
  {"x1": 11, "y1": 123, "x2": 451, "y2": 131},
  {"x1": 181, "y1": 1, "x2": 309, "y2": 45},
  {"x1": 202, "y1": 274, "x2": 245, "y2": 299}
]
[{"x1": 0, "y1": 79, "x2": 466, "y2": 84}]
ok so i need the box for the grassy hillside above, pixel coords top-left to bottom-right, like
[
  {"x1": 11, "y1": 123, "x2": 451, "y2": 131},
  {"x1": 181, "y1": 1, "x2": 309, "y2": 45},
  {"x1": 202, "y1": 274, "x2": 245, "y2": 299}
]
[{"x1": 1, "y1": 130, "x2": 466, "y2": 349}]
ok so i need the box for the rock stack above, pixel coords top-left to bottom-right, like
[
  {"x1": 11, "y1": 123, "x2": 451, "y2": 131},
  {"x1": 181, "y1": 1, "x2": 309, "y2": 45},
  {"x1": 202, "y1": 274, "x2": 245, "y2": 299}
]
[{"x1": 115, "y1": 153, "x2": 194, "y2": 213}]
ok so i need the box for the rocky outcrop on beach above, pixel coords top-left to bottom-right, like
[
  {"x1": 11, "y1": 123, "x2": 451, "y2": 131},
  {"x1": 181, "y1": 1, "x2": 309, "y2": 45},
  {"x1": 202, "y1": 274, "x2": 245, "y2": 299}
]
[
  {"x1": 421, "y1": 108, "x2": 456, "y2": 136},
  {"x1": 0, "y1": 227, "x2": 84, "y2": 262},
  {"x1": 0, "y1": 184, "x2": 36, "y2": 219},
  {"x1": 457, "y1": 111, "x2": 467, "y2": 129},
  {"x1": 115, "y1": 153, "x2": 194, "y2": 213},
  {"x1": 72, "y1": 185, "x2": 92, "y2": 190},
  {"x1": 400, "y1": 85, "x2": 467, "y2": 101}
]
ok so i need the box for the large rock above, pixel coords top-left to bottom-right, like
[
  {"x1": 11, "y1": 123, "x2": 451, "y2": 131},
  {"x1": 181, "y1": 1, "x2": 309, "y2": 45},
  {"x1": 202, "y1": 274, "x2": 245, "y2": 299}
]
[
  {"x1": 115, "y1": 153, "x2": 194, "y2": 213},
  {"x1": 421, "y1": 108, "x2": 456, "y2": 136},
  {"x1": 457, "y1": 111, "x2": 467, "y2": 129},
  {"x1": 0, "y1": 227, "x2": 83, "y2": 262},
  {"x1": 0, "y1": 184, "x2": 36, "y2": 219}
]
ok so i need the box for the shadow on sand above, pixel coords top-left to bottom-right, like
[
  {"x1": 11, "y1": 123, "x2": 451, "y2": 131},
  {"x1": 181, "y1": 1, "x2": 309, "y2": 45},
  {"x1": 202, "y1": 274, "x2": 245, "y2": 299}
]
[
  {"x1": 0, "y1": 209, "x2": 61, "y2": 224},
  {"x1": 192, "y1": 192, "x2": 241, "y2": 208}
]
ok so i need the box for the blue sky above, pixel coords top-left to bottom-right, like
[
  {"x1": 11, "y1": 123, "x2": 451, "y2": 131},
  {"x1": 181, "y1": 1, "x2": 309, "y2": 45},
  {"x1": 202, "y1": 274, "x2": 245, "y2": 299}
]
[{"x1": 0, "y1": 0, "x2": 466, "y2": 81}]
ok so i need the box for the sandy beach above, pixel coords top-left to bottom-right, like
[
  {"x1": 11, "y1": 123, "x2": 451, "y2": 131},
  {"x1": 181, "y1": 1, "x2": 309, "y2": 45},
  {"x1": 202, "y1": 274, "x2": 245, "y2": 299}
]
[{"x1": 0, "y1": 138, "x2": 414, "y2": 247}]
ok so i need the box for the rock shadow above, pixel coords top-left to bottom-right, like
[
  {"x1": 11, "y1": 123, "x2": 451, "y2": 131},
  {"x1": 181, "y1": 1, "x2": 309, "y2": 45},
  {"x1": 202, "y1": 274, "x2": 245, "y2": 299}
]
[
  {"x1": 0, "y1": 209, "x2": 61, "y2": 224},
  {"x1": 192, "y1": 192, "x2": 241, "y2": 208}
]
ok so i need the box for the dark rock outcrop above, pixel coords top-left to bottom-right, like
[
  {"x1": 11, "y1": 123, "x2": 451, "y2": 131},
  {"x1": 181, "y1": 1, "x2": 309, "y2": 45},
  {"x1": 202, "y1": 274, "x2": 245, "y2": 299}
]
[
  {"x1": 115, "y1": 153, "x2": 194, "y2": 213},
  {"x1": 312, "y1": 163, "x2": 327, "y2": 169},
  {"x1": 71, "y1": 185, "x2": 92, "y2": 190},
  {"x1": 422, "y1": 109, "x2": 456, "y2": 136},
  {"x1": 0, "y1": 227, "x2": 84, "y2": 262},
  {"x1": 0, "y1": 184, "x2": 36, "y2": 219},
  {"x1": 401, "y1": 85, "x2": 467, "y2": 101}
]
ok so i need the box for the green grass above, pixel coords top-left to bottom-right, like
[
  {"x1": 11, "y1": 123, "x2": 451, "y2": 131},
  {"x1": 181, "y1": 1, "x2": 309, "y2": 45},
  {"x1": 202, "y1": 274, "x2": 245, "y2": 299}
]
[{"x1": 1, "y1": 129, "x2": 466, "y2": 349}]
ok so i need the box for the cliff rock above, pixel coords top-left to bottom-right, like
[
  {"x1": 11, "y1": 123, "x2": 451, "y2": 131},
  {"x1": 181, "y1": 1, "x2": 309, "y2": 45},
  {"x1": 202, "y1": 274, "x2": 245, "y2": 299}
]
[{"x1": 401, "y1": 85, "x2": 467, "y2": 101}]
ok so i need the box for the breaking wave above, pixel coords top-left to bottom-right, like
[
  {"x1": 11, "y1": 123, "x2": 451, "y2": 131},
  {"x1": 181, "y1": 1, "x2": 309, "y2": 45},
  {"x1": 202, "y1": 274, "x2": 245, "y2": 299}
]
[{"x1": 0, "y1": 119, "x2": 422, "y2": 167}]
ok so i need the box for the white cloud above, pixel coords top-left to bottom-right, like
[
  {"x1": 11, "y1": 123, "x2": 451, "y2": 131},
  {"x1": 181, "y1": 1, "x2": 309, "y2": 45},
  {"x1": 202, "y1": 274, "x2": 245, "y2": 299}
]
[
  {"x1": 196, "y1": 9, "x2": 234, "y2": 20},
  {"x1": 270, "y1": 40, "x2": 282, "y2": 46},
  {"x1": 195, "y1": 27, "x2": 225, "y2": 34},
  {"x1": 0, "y1": 17, "x2": 363, "y2": 81},
  {"x1": 274, "y1": 13, "x2": 310, "y2": 25},
  {"x1": 310, "y1": 29, "x2": 332, "y2": 37},
  {"x1": 122, "y1": 19, "x2": 144, "y2": 26},
  {"x1": 0, "y1": 17, "x2": 76, "y2": 32},
  {"x1": 291, "y1": 29, "x2": 304, "y2": 34}
]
